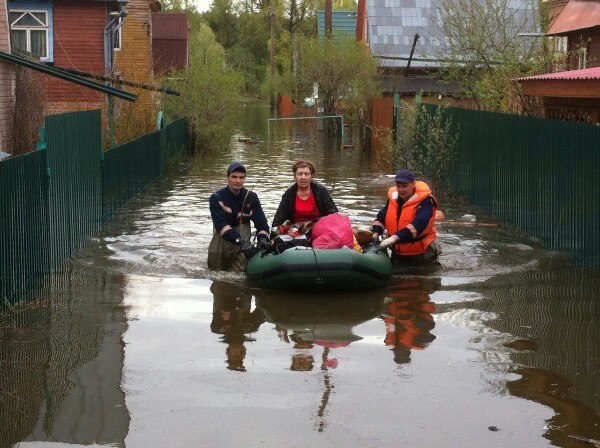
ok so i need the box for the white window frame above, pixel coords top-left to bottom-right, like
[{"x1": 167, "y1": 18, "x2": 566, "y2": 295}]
[
  {"x1": 554, "y1": 36, "x2": 568, "y2": 53},
  {"x1": 9, "y1": 10, "x2": 50, "y2": 60},
  {"x1": 578, "y1": 46, "x2": 588, "y2": 70},
  {"x1": 109, "y1": 11, "x2": 122, "y2": 51}
]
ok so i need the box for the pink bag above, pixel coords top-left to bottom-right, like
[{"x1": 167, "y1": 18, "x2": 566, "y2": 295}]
[{"x1": 311, "y1": 213, "x2": 355, "y2": 249}]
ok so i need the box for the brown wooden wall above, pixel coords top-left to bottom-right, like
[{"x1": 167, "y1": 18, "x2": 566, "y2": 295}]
[
  {"x1": 544, "y1": 97, "x2": 600, "y2": 124},
  {"x1": 153, "y1": 39, "x2": 188, "y2": 75},
  {"x1": 113, "y1": 0, "x2": 156, "y2": 138},
  {"x1": 567, "y1": 28, "x2": 600, "y2": 69},
  {"x1": 371, "y1": 97, "x2": 394, "y2": 153},
  {"x1": 279, "y1": 95, "x2": 293, "y2": 118},
  {"x1": 0, "y1": 0, "x2": 13, "y2": 151},
  {"x1": 152, "y1": 12, "x2": 189, "y2": 76},
  {"x1": 44, "y1": 1, "x2": 107, "y2": 109}
]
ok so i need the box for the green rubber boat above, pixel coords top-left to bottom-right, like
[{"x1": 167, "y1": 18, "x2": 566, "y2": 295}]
[{"x1": 246, "y1": 244, "x2": 392, "y2": 291}]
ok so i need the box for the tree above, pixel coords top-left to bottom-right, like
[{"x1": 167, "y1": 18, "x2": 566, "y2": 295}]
[
  {"x1": 204, "y1": 0, "x2": 240, "y2": 49},
  {"x1": 299, "y1": 36, "x2": 379, "y2": 123},
  {"x1": 380, "y1": 102, "x2": 458, "y2": 192},
  {"x1": 163, "y1": 24, "x2": 244, "y2": 155},
  {"x1": 226, "y1": 7, "x2": 272, "y2": 95},
  {"x1": 436, "y1": 0, "x2": 565, "y2": 115}
]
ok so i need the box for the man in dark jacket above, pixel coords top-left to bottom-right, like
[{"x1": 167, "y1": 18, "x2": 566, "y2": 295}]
[{"x1": 208, "y1": 162, "x2": 270, "y2": 271}]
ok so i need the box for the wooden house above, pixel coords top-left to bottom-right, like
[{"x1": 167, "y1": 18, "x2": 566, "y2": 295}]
[
  {"x1": 0, "y1": 0, "x2": 14, "y2": 152},
  {"x1": 516, "y1": 0, "x2": 600, "y2": 124},
  {"x1": 112, "y1": 0, "x2": 158, "y2": 140},
  {"x1": 152, "y1": 12, "x2": 189, "y2": 76},
  {"x1": 546, "y1": 0, "x2": 600, "y2": 70},
  {"x1": 8, "y1": 0, "x2": 114, "y2": 114},
  {"x1": 7, "y1": 0, "x2": 158, "y2": 141},
  {"x1": 517, "y1": 67, "x2": 600, "y2": 123}
]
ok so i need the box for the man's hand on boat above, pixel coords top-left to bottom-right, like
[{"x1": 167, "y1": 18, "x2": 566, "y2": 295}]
[
  {"x1": 257, "y1": 234, "x2": 270, "y2": 251},
  {"x1": 379, "y1": 234, "x2": 399, "y2": 249},
  {"x1": 239, "y1": 240, "x2": 259, "y2": 259}
]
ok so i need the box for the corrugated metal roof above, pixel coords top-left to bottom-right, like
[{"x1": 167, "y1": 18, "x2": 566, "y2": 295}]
[
  {"x1": 317, "y1": 10, "x2": 357, "y2": 37},
  {"x1": 516, "y1": 66, "x2": 600, "y2": 81},
  {"x1": 366, "y1": 0, "x2": 539, "y2": 69},
  {"x1": 152, "y1": 13, "x2": 189, "y2": 40},
  {"x1": 547, "y1": 0, "x2": 600, "y2": 35}
]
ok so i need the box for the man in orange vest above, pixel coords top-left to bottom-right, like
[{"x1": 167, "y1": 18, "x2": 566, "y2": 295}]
[{"x1": 371, "y1": 169, "x2": 441, "y2": 265}]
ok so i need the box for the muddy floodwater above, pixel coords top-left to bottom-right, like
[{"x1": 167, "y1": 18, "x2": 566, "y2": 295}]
[{"x1": 2, "y1": 104, "x2": 600, "y2": 448}]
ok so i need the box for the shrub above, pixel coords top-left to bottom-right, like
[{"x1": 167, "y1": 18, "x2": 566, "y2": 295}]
[{"x1": 382, "y1": 100, "x2": 459, "y2": 191}]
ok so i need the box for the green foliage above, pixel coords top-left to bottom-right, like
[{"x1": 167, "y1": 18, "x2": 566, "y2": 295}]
[
  {"x1": 204, "y1": 0, "x2": 240, "y2": 48},
  {"x1": 436, "y1": 0, "x2": 567, "y2": 115},
  {"x1": 159, "y1": 0, "x2": 205, "y2": 31},
  {"x1": 202, "y1": 1, "x2": 360, "y2": 97},
  {"x1": 163, "y1": 24, "x2": 244, "y2": 155},
  {"x1": 276, "y1": 35, "x2": 379, "y2": 126},
  {"x1": 226, "y1": 10, "x2": 271, "y2": 96},
  {"x1": 385, "y1": 101, "x2": 458, "y2": 190}
]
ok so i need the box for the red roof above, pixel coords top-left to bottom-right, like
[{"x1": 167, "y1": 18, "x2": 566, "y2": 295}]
[
  {"x1": 547, "y1": 0, "x2": 600, "y2": 35},
  {"x1": 516, "y1": 66, "x2": 600, "y2": 81}
]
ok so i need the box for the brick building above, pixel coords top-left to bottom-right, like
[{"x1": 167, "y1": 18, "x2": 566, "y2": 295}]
[{"x1": 113, "y1": 0, "x2": 158, "y2": 140}]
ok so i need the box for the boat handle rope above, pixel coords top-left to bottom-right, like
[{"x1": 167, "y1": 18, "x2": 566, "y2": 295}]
[{"x1": 310, "y1": 249, "x2": 324, "y2": 284}]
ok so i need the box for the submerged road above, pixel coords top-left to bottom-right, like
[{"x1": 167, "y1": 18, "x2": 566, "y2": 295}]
[{"x1": 2, "y1": 105, "x2": 600, "y2": 448}]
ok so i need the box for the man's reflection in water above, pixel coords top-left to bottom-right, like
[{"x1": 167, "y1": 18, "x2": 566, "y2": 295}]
[
  {"x1": 210, "y1": 281, "x2": 265, "y2": 372},
  {"x1": 290, "y1": 334, "x2": 315, "y2": 371},
  {"x1": 382, "y1": 279, "x2": 437, "y2": 364}
]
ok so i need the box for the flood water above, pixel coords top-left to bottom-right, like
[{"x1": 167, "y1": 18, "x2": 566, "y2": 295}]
[{"x1": 2, "y1": 104, "x2": 600, "y2": 448}]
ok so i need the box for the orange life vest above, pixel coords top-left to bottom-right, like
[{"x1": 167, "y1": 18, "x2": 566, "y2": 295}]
[{"x1": 384, "y1": 181, "x2": 437, "y2": 256}]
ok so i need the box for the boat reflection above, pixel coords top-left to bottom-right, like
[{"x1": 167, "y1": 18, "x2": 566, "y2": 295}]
[
  {"x1": 255, "y1": 289, "x2": 386, "y2": 432},
  {"x1": 255, "y1": 289, "x2": 387, "y2": 364},
  {"x1": 382, "y1": 279, "x2": 437, "y2": 364},
  {"x1": 210, "y1": 281, "x2": 266, "y2": 372}
]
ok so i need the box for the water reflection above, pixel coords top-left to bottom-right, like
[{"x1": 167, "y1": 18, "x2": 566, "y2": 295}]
[
  {"x1": 508, "y1": 367, "x2": 600, "y2": 447},
  {"x1": 210, "y1": 281, "x2": 266, "y2": 372},
  {"x1": 463, "y1": 266, "x2": 600, "y2": 410},
  {"x1": 26, "y1": 103, "x2": 598, "y2": 446},
  {"x1": 0, "y1": 264, "x2": 129, "y2": 447},
  {"x1": 382, "y1": 279, "x2": 437, "y2": 364},
  {"x1": 255, "y1": 290, "x2": 386, "y2": 432},
  {"x1": 255, "y1": 290, "x2": 386, "y2": 368}
]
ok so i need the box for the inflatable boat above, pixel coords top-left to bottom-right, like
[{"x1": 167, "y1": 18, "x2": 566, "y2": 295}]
[{"x1": 246, "y1": 244, "x2": 392, "y2": 291}]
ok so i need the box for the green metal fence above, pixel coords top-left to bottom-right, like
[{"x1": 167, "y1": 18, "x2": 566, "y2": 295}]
[
  {"x1": 1, "y1": 111, "x2": 188, "y2": 310},
  {"x1": 46, "y1": 111, "x2": 104, "y2": 267},
  {"x1": 1, "y1": 150, "x2": 50, "y2": 309},
  {"x1": 102, "y1": 117, "x2": 187, "y2": 221},
  {"x1": 428, "y1": 105, "x2": 600, "y2": 269}
]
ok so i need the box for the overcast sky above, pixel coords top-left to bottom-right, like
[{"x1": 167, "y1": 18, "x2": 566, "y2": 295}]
[{"x1": 193, "y1": 0, "x2": 211, "y2": 12}]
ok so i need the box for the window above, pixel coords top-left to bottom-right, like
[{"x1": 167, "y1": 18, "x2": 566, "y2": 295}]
[
  {"x1": 578, "y1": 46, "x2": 588, "y2": 70},
  {"x1": 109, "y1": 11, "x2": 122, "y2": 51},
  {"x1": 9, "y1": 10, "x2": 49, "y2": 60},
  {"x1": 554, "y1": 36, "x2": 568, "y2": 53}
]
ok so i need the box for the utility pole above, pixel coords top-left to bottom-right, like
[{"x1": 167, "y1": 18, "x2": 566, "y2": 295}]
[
  {"x1": 325, "y1": 0, "x2": 332, "y2": 38},
  {"x1": 270, "y1": 6, "x2": 276, "y2": 111}
]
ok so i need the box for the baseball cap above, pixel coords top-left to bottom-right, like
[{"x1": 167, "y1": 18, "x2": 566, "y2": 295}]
[
  {"x1": 394, "y1": 169, "x2": 415, "y2": 183},
  {"x1": 227, "y1": 162, "x2": 246, "y2": 174}
]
